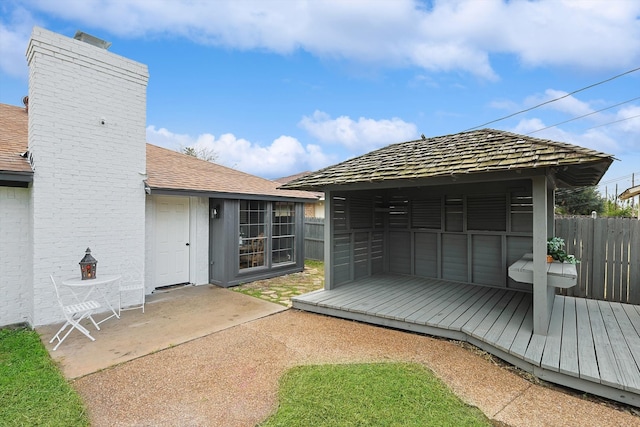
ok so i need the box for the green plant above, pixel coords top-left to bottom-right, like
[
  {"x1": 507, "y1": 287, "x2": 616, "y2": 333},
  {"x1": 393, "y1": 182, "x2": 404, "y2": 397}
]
[{"x1": 547, "y1": 237, "x2": 579, "y2": 264}]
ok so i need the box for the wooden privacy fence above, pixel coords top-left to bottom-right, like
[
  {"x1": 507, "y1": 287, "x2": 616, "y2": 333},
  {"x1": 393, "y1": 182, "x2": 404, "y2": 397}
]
[
  {"x1": 305, "y1": 216, "x2": 640, "y2": 304},
  {"x1": 304, "y1": 217, "x2": 325, "y2": 261},
  {"x1": 556, "y1": 217, "x2": 640, "y2": 304}
]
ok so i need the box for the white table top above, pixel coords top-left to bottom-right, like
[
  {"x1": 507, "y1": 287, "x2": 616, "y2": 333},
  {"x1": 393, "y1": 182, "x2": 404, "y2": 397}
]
[
  {"x1": 508, "y1": 254, "x2": 577, "y2": 289},
  {"x1": 62, "y1": 274, "x2": 121, "y2": 286}
]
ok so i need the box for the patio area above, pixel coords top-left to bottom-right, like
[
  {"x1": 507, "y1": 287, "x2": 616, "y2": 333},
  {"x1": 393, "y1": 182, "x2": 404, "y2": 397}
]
[{"x1": 36, "y1": 284, "x2": 287, "y2": 378}]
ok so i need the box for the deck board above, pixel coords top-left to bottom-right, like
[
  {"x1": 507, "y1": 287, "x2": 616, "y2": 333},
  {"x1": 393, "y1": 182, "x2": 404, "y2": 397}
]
[
  {"x1": 559, "y1": 296, "x2": 579, "y2": 377},
  {"x1": 467, "y1": 291, "x2": 518, "y2": 341},
  {"x1": 386, "y1": 280, "x2": 454, "y2": 320},
  {"x1": 460, "y1": 290, "x2": 508, "y2": 337},
  {"x1": 540, "y1": 296, "x2": 565, "y2": 372},
  {"x1": 435, "y1": 286, "x2": 493, "y2": 330},
  {"x1": 494, "y1": 293, "x2": 530, "y2": 354},
  {"x1": 575, "y1": 297, "x2": 600, "y2": 383},
  {"x1": 507, "y1": 302, "x2": 534, "y2": 358},
  {"x1": 598, "y1": 301, "x2": 640, "y2": 393},
  {"x1": 483, "y1": 292, "x2": 525, "y2": 344},
  {"x1": 448, "y1": 288, "x2": 501, "y2": 331},
  {"x1": 292, "y1": 274, "x2": 640, "y2": 408},
  {"x1": 587, "y1": 299, "x2": 622, "y2": 388}
]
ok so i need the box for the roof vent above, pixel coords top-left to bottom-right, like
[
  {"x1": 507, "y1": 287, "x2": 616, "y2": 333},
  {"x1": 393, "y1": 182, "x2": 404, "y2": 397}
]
[{"x1": 73, "y1": 31, "x2": 112, "y2": 50}]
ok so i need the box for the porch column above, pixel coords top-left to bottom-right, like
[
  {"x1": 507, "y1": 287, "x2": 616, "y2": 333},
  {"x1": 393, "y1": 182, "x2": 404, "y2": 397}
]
[
  {"x1": 324, "y1": 190, "x2": 333, "y2": 290},
  {"x1": 532, "y1": 175, "x2": 554, "y2": 335}
]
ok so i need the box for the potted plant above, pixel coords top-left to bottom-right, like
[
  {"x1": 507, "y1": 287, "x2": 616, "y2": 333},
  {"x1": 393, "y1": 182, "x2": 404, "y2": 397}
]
[{"x1": 547, "y1": 237, "x2": 579, "y2": 264}]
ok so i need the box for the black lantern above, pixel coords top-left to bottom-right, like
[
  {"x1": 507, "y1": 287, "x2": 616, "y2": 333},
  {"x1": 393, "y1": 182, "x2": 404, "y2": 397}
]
[{"x1": 79, "y1": 247, "x2": 97, "y2": 280}]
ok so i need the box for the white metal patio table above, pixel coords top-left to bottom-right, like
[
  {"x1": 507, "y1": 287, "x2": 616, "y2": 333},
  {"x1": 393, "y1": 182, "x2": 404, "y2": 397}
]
[{"x1": 62, "y1": 274, "x2": 122, "y2": 326}]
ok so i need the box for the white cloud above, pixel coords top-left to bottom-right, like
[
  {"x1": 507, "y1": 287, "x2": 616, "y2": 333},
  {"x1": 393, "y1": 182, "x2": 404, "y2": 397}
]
[
  {"x1": 614, "y1": 105, "x2": 640, "y2": 133},
  {"x1": 299, "y1": 110, "x2": 418, "y2": 152},
  {"x1": 512, "y1": 118, "x2": 621, "y2": 155},
  {"x1": 13, "y1": 0, "x2": 640, "y2": 79},
  {"x1": 525, "y1": 90, "x2": 594, "y2": 117},
  {"x1": 146, "y1": 125, "x2": 334, "y2": 179},
  {"x1": 0, "y1": 6, "x2": 36, "y2": 78}
]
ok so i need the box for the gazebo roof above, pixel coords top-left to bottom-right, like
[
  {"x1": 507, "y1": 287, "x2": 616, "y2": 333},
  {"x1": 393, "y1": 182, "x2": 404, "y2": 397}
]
[{"x1": 280, "y1": 129, "x2": 614, "y2": 191}]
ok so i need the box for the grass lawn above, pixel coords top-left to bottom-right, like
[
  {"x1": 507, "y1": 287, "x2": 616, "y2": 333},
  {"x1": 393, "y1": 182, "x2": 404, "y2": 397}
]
[
  {"x1": 260, "y1": 362, "x2": 492, "y2": 427},
  {"x1": 0, "y1": 328, "x2": 89, "y2": 427}
]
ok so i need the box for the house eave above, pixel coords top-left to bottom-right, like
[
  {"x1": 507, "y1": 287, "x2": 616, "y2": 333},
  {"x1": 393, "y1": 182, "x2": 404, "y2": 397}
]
[
  {"x1": 0, "y1": 171, "x2": 33, "y2": 187},
  {"x1": 146, "y1": 186, "x2": 316, "y2": 203}
]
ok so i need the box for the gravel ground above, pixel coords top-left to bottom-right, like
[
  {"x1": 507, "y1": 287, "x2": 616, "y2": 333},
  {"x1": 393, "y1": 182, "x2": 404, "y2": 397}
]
[{"x1": 72, "y1": 309, "x2": 640, "y2": 427}]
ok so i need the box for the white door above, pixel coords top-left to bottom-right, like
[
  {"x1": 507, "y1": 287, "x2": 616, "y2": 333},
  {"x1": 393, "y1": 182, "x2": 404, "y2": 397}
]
[{"x1": 155, "y1": 196, "x2": 190, "y2": 287}]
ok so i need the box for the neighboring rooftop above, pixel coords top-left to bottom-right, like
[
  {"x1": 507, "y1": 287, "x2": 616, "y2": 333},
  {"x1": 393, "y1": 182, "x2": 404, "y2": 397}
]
[
  {"x1": 280, "y1": 129, "x2": 614, "y2": 191},
  {"x1": 275, "y1": 171, "x2": 324, "y2": 200}
]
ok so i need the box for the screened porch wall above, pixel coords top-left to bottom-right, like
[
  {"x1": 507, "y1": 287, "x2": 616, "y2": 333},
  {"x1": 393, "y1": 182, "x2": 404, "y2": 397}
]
[{"x1": 330, "y1": 180, "x2": 534, "y2": 290}]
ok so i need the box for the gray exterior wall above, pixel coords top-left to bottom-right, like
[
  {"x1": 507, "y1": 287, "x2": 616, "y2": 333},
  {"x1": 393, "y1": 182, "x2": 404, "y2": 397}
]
[{"x1": 327, "y1": 179, "x2": 535, "y2": 291}]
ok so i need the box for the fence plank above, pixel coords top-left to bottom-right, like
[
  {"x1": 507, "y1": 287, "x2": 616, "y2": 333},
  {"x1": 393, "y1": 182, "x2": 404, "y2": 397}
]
[{"x1": 631, "y1": 220, "x2": 640, "y2": 304}]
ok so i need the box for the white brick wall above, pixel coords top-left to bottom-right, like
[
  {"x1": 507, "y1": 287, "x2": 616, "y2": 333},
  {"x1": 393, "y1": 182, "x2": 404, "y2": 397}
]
[
  {"x1": 27, "y1": 27, "x2": 149, "y2": 325},
  {"x1": 0, "y1": 188, "x2": 33, "y2": 326}
]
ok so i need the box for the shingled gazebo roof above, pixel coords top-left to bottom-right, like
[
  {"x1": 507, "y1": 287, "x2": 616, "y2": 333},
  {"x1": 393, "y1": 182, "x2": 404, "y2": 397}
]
[{"x1": 280, "y1": 129, "x2": 614, "y2": 191}]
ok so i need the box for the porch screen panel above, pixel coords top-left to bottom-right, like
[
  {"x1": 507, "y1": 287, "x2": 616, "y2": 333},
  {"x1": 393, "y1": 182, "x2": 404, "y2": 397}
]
[
  {"x1": 467, "y1": 194, "x2": 506, "y2": 231},
  {"x1": 373, "y1": 195, "x2": 385, "y2": 229},
  {"x1": 414, "y1": 232, "x2": 437, "y2": 278},
  {"x1": 350, "y1": 196, "x2": 373, "y2": 229},
  {"x1": 272, "y1": 202, "x2": 295, "y2": 265},
  {"x1": 510, "y1": 191, "x2": 533, "y2": 232},
  {"x1": 333, "y1": 196, "x2": 348, "y2": 231},
  {"x1": 388, "y1": 195, "x2": 409, "y2": 229},
  {"x1": 354, "y1": 232, "x2": 370, "y2": 279},
  {"x1": 472, "y1": 235, "x2": 503, "y2": 286},
  {"x1": 412, "y1": 197, "x2": 441, "y2": 229},
  {"x1": 445, "y1": 196, "x2": 463, "y2": 232},
  {"x1": 333, "y1": 234, "x2": 351, "y2": 285},
  {"x1": 371, "y1": 231, "x2": 384, "y2": 274},
  {"x1": 389, "y1": 231, "x2": 411, "y2": 274},
  {"x1": 442, "y1": 234, "x2": 468, "y2": 282}
]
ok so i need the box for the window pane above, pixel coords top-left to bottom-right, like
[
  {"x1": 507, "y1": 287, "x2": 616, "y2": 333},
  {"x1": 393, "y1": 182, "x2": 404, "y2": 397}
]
[
  {"x1": 239, "y1": 200, "x2": 266, "y2": 270},
  {"x1": 272, "y1": 202, "x2": 295, "y2": 264}
]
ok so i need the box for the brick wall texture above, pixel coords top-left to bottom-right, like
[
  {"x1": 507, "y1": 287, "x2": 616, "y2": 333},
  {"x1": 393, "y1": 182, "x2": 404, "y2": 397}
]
[{"x1": 26, "y1": 27, "x2": 149, "y2": 325}]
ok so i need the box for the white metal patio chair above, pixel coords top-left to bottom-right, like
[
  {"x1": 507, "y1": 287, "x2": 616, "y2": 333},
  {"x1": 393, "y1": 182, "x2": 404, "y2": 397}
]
[
  {"x1": 118, "y1": 261, "x2": 145, "y2": 316},
  {"x1": 49, "y1": 275, "x2": 102, "y2": 351}
]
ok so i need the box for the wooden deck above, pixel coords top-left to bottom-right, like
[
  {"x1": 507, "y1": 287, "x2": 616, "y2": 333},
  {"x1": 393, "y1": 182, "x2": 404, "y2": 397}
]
[{"x1": 292, "y1": 274, "x2": 640, "y2": 407}]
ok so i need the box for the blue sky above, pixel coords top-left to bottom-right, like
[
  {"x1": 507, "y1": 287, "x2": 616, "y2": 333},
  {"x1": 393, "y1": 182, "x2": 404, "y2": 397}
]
[{"x1": 1, "y1": 1, "x2": 639, "y2": 197}]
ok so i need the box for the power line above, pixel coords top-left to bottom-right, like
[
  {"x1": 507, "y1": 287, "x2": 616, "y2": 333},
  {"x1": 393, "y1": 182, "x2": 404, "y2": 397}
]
[
  {"x1": 525, "y1": 95, "x2": 640, "y2": 135},
  {"x1": 463, "y1": 65, "x2": 640, "y2": 131},
  {"x1": 582, "y1": 113, "x2": 640, "y2": 131}
]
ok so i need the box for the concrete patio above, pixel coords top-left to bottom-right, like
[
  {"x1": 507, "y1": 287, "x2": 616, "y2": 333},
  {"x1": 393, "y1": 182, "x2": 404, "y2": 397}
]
[{"x1": 37, "y1": 284, "x2": 287, "y2": 379}]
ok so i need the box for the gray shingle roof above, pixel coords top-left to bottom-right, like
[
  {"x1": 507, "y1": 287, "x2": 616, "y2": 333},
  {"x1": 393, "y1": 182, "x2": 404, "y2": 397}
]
[
  {"x1": 280, "y1": 129, "x2": 614, "y2": 191},
  {"x1": 146, "y1": 144, "x2": 316, "y2": 200},
  {"x1": 0, "y1": 104, "x2": 32, "y2": 177}
]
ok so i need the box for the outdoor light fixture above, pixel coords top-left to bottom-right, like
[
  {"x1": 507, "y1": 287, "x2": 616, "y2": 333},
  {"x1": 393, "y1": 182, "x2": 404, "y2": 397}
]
[{"x1": 79, "y1": 247, "x2": 97, "y2": 280}]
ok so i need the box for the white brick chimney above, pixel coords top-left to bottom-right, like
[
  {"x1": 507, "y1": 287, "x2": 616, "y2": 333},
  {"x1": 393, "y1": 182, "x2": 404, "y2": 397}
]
[{"x1": 26, "y1": 27, "x2": 149, "y2": 325}]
